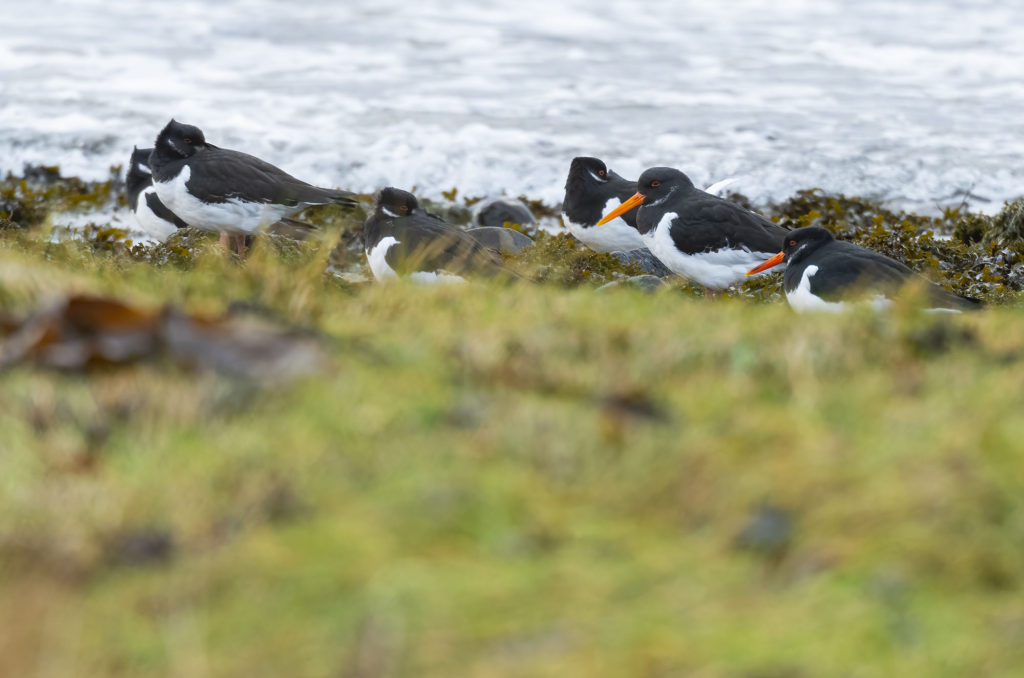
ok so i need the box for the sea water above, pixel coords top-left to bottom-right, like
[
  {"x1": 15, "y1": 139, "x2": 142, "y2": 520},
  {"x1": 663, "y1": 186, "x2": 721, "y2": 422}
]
[{"x1": 1, "y1": 0, "x2": 1022, "y2": 214}]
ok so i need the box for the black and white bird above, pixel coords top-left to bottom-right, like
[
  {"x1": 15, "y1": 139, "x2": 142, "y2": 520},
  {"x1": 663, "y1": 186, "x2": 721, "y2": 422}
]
[
  {"x1": 364, "y1": 188, "x2": 515, "y2": 283},
  {"x1": 126, "y1": 146, "x2": 187, "y2": 240},
  {"x1": 149, "y1": 119, "x2": 356, "y2": 240},
  {"x1": 745, "y1": 226, "x2": 981, "y2": 313},
  {"x1": 561, "y1": 157, "x2": 644, "y2": 252},
  {"x1": 598, "y1": 167, "x2": 788, "y2": 295}
]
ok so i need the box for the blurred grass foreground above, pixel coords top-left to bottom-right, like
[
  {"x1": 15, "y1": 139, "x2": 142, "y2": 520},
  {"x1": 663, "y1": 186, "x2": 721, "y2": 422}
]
[{"x1": 2, "y1": 207, "x2": 1024, "y2": 676}]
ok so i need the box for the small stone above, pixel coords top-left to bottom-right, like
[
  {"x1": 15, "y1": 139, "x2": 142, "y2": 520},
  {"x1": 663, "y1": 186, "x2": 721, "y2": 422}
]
[
  {"x1": 597, "y1": 275, "x2": 665, "y2": 294},
  {"x1": 734, "y1": 505, "x2": 794, "y2": 560},
  {"x1": 609, "y1": 249, "x2": 671, "y2": 276},
  {"x1": 105, "y1": 527, "x2": 175, "y2": 567},
  {"x1": 472, "y1": 197, "x2": 536, "y2": 228},
  {"x1": 464, "y1": 226, "x2": 534, "y2": 254}
]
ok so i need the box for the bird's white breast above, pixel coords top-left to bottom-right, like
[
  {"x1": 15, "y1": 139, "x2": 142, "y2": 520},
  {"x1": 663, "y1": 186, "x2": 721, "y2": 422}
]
[
  {"x1": 133, "y1": 188, "x2": 179, "y2": 242},
  {"x1": 409, "y1": 271, "x2": 467, "y2": 285},
  {"x1": 785, "y1": 265, "x2": 848, "y2": 313},
  {"x1": 153, "y1": 165, "x2": 287, "y2": 234},
  {"x1": 561, "y1": 197, "x2": 644, "y2": 253},
  {"x1": 366, "y1": 236, "x2": 467, "y2": 284}
]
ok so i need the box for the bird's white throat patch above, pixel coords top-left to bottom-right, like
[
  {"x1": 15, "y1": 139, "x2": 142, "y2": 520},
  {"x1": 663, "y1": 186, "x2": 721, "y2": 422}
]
[
  {"x1": 366, "y1": 236, "x2": 400, "y2": 281},
  {"x1": 132, "y1": 187, "x2": 179, "y2": 241}
]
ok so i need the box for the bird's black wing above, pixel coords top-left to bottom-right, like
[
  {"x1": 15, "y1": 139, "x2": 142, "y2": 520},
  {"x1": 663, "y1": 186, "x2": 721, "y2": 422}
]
[
  {"x1": 789, "y1": 241, "x2": 980, "y2": 309},
  {"x1": 268, "y1": 217, "x2": 318, "y2": 241},
  {"x1": 189, "y1": 146, "x2": 356, "y2": 207},
  {"x1": 798, "y1": 249, "x2": 910, "y2": 302},
  {"x1": 386, "y1": 212, "x2": 510, "y2": 278},
  {"x1": 670, "y1": 193, "x2": 787, "y2": 254}
]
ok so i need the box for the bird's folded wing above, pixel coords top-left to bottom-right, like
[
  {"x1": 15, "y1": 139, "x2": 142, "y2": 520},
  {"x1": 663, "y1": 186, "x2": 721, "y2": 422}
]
[
  {"x1": 807, "y1": 248, "x2": 913, "y2": 301},
  {"x1": 386, "y1": 215, "x2": 507, "y2": 277},
  {"x1": 195, "y1": 148, "x2": 353, "y2": 206},
  {"x1": 670, "y1": 200, "x2": 785, "y2": 255}
]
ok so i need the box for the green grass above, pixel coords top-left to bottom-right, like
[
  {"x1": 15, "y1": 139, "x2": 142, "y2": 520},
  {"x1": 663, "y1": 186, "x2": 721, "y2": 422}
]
[{"x1": 2, "y1": 227, "x2": 1024, "y2": 678}]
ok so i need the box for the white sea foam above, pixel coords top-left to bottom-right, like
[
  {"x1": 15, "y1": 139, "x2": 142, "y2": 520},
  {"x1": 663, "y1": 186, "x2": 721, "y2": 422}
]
[{"x1": 1, "y1": 0, "x2": 1022, "y2": 215}]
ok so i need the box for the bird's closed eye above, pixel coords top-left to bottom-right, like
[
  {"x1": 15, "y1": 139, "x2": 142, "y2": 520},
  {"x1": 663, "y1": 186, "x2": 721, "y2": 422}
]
[{"x1": 650, "y1": 180, "x2": 661, "y2": 188}]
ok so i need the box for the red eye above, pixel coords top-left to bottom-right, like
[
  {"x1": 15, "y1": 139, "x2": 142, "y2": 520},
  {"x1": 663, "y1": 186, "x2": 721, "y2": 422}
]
[
  {"x1": 598, "y1": 169, "x2": 606, "y2": 177},
  {"x1": 651, "y1": 180, "x2": 661, "y2": 188},
  {"x1": 789, "y1": 240, "x2": 796, "y2": 246}
]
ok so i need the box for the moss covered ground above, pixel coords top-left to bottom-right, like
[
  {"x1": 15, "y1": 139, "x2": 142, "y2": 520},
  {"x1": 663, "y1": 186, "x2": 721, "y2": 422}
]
[{"x1": 2, "y1": 168, "x2": 1024, "y2": 677}]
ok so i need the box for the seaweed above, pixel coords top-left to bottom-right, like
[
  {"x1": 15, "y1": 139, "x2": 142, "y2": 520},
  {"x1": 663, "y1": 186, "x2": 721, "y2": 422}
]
[
  {"x1": 0, "y1": 166, "x2": 1021, "y2": 303},
  {"x1": 0, "y1": 164, "x2": 121, "y2": 229},
  {"x1": 756, "y1": 189, "x2": 1024, "y2": 303},
  {"x1": 508, "y1": 232, "x2": 643, "y2": 286}
]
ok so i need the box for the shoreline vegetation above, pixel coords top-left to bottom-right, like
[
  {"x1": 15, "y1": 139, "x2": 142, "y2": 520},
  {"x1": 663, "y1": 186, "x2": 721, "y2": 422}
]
[
  {"x1": 3, "y1": 164, "x2": 1024, "y2": 300},
  {"x1": 3, "y1": 164, "x2": 1024, "y2": 676}
]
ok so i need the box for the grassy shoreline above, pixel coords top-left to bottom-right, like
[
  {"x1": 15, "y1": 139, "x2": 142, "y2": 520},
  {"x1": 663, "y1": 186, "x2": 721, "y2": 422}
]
[{"x1": 2, "y1": 169, "x2": 1024, "y2": 676}]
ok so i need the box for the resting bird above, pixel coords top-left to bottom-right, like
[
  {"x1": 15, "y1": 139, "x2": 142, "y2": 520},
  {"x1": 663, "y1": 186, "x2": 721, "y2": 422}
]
[
  {"x1": 561, "y1": 156, "x2": 643, "y2": 252},
  {"x1": 745, "y1": 226, "x2": 982, "y2": 312},
  {"x1": 149, "y1": 119, "x2": 356, "y2": 250},
  {"x1": 126, "y1": 146, "x2": 187, "y2": 240},
  {"x1": 599, "y1": 166, "x2": 789, "y2": 295},
  {"x1": 363, "y1": 187, "x2": 517, "y2": 283}
]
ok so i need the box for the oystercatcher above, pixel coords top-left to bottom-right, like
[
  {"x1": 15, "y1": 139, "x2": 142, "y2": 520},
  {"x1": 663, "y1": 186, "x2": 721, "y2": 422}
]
[
  {"x1": 598, "y1": 167, "x2": 788, "y2": 295},
  {"x1": 745, "y1": 226, "x2": 981, "y2": 312},
  {"x1": 562, "y1": 157, "x2": 644, "y2": 252},
  {"x1": 364, "y1": 188, "x2": 516, "y2": 283},
  {"x1": 126, "y1": 146, "x2": 187, "y2": 240},
  {"x1": 149, "y1": 120, "x2": 356, "y2": 241}
]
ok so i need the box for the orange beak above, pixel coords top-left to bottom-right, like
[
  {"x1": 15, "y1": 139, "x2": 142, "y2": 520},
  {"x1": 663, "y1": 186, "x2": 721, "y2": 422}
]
[
  {"x1": 596, "y1": 192, "x2": 645, "y2": 226},
  {"x1": 745, "y1": 251, "x2": 785, "y2": 276}
]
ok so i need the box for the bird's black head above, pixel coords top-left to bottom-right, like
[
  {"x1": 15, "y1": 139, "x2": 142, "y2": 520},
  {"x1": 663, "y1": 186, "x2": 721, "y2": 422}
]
[
  {"x1": 154, "y1": 119, "x2": 207, "y2": 161},
  {"x1": 375, "y1": 187, "x2": 420, "y2": 218},
  {"x1": 745, "y1": 226, "x2": 834, "y2": 277},
  {"x1": 636, "y1": 167, "x2": 695, "y2": 206},
  {"x1": 130, "y1": 146, "x2": 153, "y2": 173},
  {"x1": 563, "y1": 156, "x2": 638, "y2": 226},
  {"x1": 596, "y1": 166, "x2": 694, "y2": 230},
  {"x1": 564, "y1": 156, "x2": 634, "y2": 194},
  {"x1": 126, "y1": 146, "x2": 154, "y2": 201},
  {"x1": 566, "y1": 157, "x2": 611, "y2": 187},
  {"x1": 782, "y1": 226, "x2": 834, "y2": 263}
]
